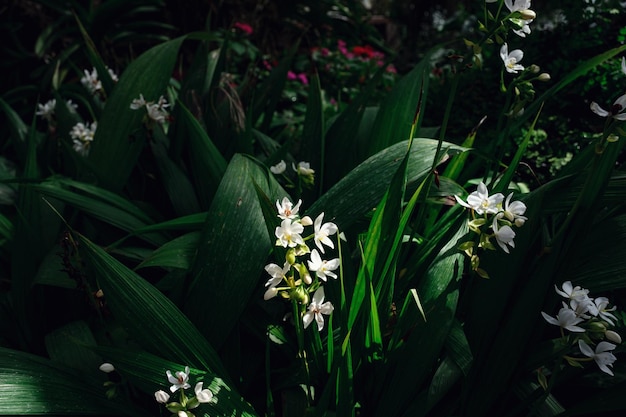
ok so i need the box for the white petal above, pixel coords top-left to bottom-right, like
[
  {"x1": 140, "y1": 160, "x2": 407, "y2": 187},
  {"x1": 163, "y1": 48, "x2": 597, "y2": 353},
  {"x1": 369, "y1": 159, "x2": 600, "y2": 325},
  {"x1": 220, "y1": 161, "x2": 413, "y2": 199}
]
[
  {"x1": 590, "y1": 102, "x2": 609, "y2": 117},
  {"x1": 578, "y1": 339, "x2": 595, "y2": 358},
  {"x1": 302, "y1": 311, "x2": 314, "y2": 329}
]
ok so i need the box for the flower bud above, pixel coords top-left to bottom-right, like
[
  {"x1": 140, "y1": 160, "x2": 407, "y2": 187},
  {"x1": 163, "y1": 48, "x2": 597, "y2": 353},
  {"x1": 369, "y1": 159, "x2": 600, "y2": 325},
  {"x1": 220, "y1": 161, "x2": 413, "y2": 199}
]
[
  {"x1": 292, "y1": 286, "x2": 309, "y2": 304},
  {"x1": 297, "y1": 263, "x2": 312, "y2": 285},
  {"x1": 607, "y1": 133, "x2": 620, "y2": 143},
  {"x1": 155, "y1": 390, "x2": 170, "y2": 404},
  {"x1": 300, "y1": 216, "x2": 313, "y2": 226},
  {"x1": 286, "y1": 248, "x2": 296, "y2": 265},
  {"x1": 99, "y1": 363, "x2": 115, "y2": 373},
  {"x1": 606, "y1": 330, "x2": 622, "y2": 344},
  {"x1": 264, "y1": 287, "x2": 279, "y2": 300},
  {"x1": 519, "y1": 9, "x2": 536, "y2": 20},
  {"x1": 537, "y1": 73, "x2": 551, "y2": 82},
  {"x1": 528, "y1": 64, "x2": 540, "y2": 74},
  {"x1": 589, "y1": 321, "x2": 607, "y2": 333}
]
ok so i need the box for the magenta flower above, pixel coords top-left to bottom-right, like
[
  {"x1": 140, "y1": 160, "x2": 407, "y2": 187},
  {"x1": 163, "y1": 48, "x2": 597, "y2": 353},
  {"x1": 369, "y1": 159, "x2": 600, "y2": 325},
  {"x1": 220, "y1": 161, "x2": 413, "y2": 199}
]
[{"x1": 233, "y1": 22, "x2": 253, "y2": 35}]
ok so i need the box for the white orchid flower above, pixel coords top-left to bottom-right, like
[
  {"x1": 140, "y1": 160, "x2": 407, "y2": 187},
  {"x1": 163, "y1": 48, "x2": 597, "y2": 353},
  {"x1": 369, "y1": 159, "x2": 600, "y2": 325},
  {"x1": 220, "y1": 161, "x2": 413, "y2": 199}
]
[
  {"x1": 313, "y1": 212, "x2": 338, "y2": 253},
  {"x1": 541, "y1": 307, "x2": 586, "y2": 333},
  {"x1": 590, "y1": 93, "x2": 626, "y2": 121},
  {"x1": 455, "y1": 182, "x2": 504, "y2": 215},
  {"x1": 492, "y1": 217, "x2": 516, "y2": 253},
  {"x1": 500, "y1": 43, "x2": 524, "y2": 73},
  {"x1": 578, "y1": 340, "x2": 617, "y2": 376},
  {"x1": 270, "y1": 160, "x2": 287, "y2": 174},
  {"x1": 276, "y1": 197, "x2": 302, "y2": 220},
  {"x1": 308, "y1": 249, "x2": 340, "y2": 281},
  {"x1": 302, "y1": 287, "x2": 334, "y2": 331},
  {"x1": 166, "y1": 366, "x2": 191, "y2": 393},
  {"x1": 275, "y1": 218, "x2": 305, "y2": 248}
]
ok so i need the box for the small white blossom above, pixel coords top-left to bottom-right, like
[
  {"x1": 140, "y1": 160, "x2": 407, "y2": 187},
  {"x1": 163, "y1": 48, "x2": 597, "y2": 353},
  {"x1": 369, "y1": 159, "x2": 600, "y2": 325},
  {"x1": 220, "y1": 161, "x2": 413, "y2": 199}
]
[
  {"x1": 302, "y1": 287, "x2": 334, "y2": 331},
  {"x1": 70, "y1": 121, "x2": 97, "y2": 156},
  {"x1": 154, "y1": 390, "x2": 170, "y2": 403},
  {"x1": 131, "y1": 94, "x2": 170, "y2": 124},
  {"x1": 308, "y1": 249, "x2": 340, "y2": 281},
  {"x1": 455, "y1": 182, "x2": 504, "y2": 215},
  {"x1": 501, "y1": 193, "x2": 527, "y2": 226},
  {"x1": 264, "y1": 262, "x2": 290, "y2": 289},
  {"x1": 166, "y1": 366, "x2": 191, "y2": 393},
  {"x1": 500, "y1": 43, "x2": 524, "y2": 74},
  {"x1": 275, "y1": 218, "x2": 305, "y2": 248},
  {"x1": 81, "y1": 66, "x2": 118, "y2": 95},
  {"x1": 555, "y1": 281, "x2": 589, "y2": 302},
  {"x1": 276, "y1": 197, "x2": 302, "y2": 220},
  {"x1": 36, "y1": 99, "x2": 56, "y2": 121},
  {"x1": 592, "y1": 297, "x2": 618, "y2": 326},
  {"x1": 504, "y1": 0, "x2": 534, "y2": 37},
  {"x1": 130, "y1": 94, "x2": 147, "y2": 110},
  {"x1": 492, "y1": 217, "x2": 516, "y2": 253},
  {"x1": 293, "y1": 161, "x2": 315, "y2": 176},
  {"x1": 270, "y1": 160, "x2": 287, "y2": 174},
  {"x1": 194, "y1": 381, "x2": 213, "y2": 403},
  {"x1": 541, "y1": 307, "x2": 586, "y2": 333},
  {"x1": 313, "y1": 212, "x2": 338, "y2": 253},
  {"x1": 590, "y1": 94, "x2": 626, "y2": 121},
  {"x1": 578, "y1": 339, "x2": 617, "y2": 376}
]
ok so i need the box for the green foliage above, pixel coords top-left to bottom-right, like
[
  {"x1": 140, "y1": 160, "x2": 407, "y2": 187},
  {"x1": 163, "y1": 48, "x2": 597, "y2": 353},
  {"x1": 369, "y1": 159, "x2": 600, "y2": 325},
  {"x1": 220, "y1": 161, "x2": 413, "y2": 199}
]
[{"x1": 2, "y1": 1, "x2": 626, "y2": 416}]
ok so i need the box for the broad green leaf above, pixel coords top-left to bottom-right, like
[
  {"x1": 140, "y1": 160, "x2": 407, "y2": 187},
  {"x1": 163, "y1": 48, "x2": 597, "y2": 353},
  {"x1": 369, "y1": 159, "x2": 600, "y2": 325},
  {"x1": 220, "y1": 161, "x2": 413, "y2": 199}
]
[
  {"x1": 137, "y1": 231, "x2": 200, "y2": 270},
  {"x1": 88, "y1": 36, "x2": 186, "y2": 191},
  {"x1": 322, "y1": 65, "x2": 385, "y2": 187},
  {"x1": 34, "y1": 247, "x2": 77, "y2": 289},
  {"x1": 175, "y1": 99, "x2": 227, "y2": 208},
  {"x1": 31, "y1": 177, "x2": 165, "y2": 246},
  {"x1": 309, "y1": 138, "x2": 466, "y2": 231},
  {"x1": 186, "y1": 154, "x2": 288, "y2": 349},
  {"x1": 150, "y1": 126, "x2": 201, "y2": 216},
  {"x1": 376, "y1": 289, "x2": 459, "y2": 416},
  {"x1": 77, "y1": 232, "x2": 231, "y2": 380},
  {"x1": 301, "y1": 72, "x2": 325, "y2": 196},
  {"x1": 0, "y1": 347, "x2": 131, "y2": 415},
  {"x1": 365, "y1": 56, "x2": 430, "y2": 157},
  {"x1": 44, "y1": 320, "x2": 102, "y2": 373}
]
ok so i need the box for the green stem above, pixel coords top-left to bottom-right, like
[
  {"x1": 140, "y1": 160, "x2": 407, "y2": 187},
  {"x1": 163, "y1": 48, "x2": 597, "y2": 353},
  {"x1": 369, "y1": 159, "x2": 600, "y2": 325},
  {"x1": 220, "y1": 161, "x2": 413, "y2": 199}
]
[{"x1": 292, "y1": 299, "x2": 313, "y2": 405}]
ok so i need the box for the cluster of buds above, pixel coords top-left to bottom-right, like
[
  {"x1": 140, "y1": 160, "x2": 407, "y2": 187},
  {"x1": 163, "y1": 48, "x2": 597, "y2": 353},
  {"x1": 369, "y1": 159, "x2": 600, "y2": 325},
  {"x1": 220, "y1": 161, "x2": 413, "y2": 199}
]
[
  {"x1": 154, "y1": 365, "x2": 213, "y2": 417},
  {"x1": 130, "y1": 94, "x2": 171, "y2": 126},
  {"x1": 455, "y1": 182, "x2": 527, "y2": 278},
  {"x1": 270, "y1": 160, "x2": 316, "y2": 189},
  {"x1": 264, "y1": 197, "x2": 339, "y2": 331},
  {"x1": 542, "y1": 281, "x2": 621, "y2": 376}
]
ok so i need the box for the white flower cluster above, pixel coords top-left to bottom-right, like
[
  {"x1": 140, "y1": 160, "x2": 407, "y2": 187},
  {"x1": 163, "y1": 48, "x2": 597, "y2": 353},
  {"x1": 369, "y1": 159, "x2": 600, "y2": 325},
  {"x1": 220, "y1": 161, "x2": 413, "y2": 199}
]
[
  {"x1": 456, "y1": 181, "x2": 527, "y2": 254},
  {"x1": 130, "y1": 94, "x2": 170, "y2": 124},
  {"x1": 69, "y1": 121, "x2": 97, "y2": 156},
  {"x1": 264, "y1": 197, "x2": 339, "y2": 331},
  {"x1": 81, "y1": 66, "x2": 119, "y2": 95},
  {"x1": 542, "y1": 281, "x2": 621, "y2": 376},
  {"x1": 154, "y1": 365, "x2": 213, "y2": 416}
]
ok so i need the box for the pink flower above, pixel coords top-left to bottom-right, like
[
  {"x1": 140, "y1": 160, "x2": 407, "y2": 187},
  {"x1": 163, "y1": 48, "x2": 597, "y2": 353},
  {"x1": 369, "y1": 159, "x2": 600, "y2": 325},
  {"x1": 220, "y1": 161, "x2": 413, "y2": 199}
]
[
  {"x1": 287, "y1": 71, "x2": 297, "y2": 81},
  {"x1": 297, "y1": 73, "x2": 309, "y2": 85},
  {"x1": 234, "y1": 22, "x2": 253, "y2": 35},
  {"x1": 337, "y1": 40, "x2": 348, "y2": 55}
]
